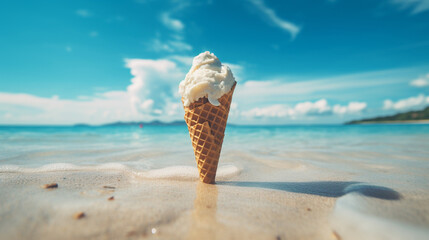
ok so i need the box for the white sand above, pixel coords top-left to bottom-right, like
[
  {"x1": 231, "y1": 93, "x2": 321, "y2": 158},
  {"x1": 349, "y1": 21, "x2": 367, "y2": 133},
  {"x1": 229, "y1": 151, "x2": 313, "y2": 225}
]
[{"x1": 1, "y1": 165, "x2": 428, "y2": 240}]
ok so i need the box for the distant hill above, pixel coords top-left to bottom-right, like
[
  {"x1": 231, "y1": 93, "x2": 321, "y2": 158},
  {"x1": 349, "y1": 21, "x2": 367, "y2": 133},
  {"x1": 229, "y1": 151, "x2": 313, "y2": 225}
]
[
  {"x1": 74, "y1": 120, "x2": 186, "y2": 127},
  {"x1": 346, "y1": 106, "x2": 429, "y2": 124}
]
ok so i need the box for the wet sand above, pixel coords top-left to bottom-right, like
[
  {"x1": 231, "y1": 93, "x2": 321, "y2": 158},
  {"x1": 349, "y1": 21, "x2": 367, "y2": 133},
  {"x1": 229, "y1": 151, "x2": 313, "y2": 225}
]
[{"x1": 1, "y1": 169, "x2": 428, "y2": 240}]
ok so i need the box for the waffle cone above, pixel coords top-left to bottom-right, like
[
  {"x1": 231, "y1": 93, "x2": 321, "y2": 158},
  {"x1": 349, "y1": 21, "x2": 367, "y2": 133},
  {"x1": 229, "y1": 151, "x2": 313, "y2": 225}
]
[{"x1": 183, "y1": 83, "x2": 236, "y2": 184}]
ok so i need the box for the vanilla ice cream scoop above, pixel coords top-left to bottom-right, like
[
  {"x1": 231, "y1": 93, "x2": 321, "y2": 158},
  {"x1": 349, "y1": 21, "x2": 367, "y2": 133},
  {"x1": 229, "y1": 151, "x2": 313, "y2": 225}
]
[{"x1": 179, "y1": 51, "x2": 236, "y2": 107}]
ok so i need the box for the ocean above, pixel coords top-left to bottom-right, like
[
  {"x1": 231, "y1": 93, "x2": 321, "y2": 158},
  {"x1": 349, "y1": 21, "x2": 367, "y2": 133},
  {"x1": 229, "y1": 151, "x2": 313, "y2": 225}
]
[{"x1": 1, "y1": 124, "x2": 429, "y2": 172}]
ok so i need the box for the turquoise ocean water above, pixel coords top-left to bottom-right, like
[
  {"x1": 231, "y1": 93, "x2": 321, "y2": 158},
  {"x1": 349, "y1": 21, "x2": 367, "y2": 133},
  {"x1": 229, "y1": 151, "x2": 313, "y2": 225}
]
[{"x1": 1, "y1": 124, "x2": 428, "y2": 172}]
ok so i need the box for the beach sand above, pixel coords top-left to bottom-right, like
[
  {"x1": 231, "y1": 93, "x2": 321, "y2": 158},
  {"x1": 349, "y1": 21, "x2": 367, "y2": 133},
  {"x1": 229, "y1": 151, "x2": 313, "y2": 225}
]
[
  {"x1": 0, "y1": 170, "x2": 335, "y2": 240},
  {"x1": 1, "y1": 165, "x2": 428, "y2": 240}
]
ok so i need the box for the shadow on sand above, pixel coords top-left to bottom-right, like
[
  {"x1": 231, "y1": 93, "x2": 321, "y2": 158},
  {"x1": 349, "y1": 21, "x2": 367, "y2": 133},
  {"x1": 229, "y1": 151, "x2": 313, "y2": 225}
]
[{"x1": 217, "y1": 181, "x2": 401, "y2": 200}]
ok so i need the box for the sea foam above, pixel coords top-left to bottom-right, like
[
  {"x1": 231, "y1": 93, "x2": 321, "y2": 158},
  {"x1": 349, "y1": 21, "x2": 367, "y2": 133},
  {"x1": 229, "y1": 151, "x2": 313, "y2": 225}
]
[
  {"x1": 135, "y1": 164, "x2": 241, "y2": 180},
  {"x1": 331, "y1": 193, "x2": 429, "y2": 240},
  {"x1": 0, "y1": 163, "x2": 242, "y2": 181}
]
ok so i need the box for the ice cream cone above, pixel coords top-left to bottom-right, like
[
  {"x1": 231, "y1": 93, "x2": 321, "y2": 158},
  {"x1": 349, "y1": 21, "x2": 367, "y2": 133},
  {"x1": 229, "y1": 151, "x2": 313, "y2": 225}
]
[{"x1": 183, "y1": 83, "x2": 236, "y2": 184}]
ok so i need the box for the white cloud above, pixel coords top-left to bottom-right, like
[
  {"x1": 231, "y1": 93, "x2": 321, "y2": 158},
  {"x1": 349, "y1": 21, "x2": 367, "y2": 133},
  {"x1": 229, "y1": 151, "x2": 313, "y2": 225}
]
[
  {"x1": 295, "y1": 99, "x2": 331, "y2": 115},
  {"x1": 160, "y1": 12, "x2": 184, "y2": 31},
  {"x1": 150, "y1": 38, "x2": 192, "y2": 52},
  {"x1": 0, "y1": 57, "x2": 189, "y2": 125},
  {"x1": 241, "y1": 104, "x2": 292, "y2": 118},
  {"x1": 333, "y1": 102, "x2": 367, "y2": 115},
  {"x1": 0, "y1": 56, "x2": 189, "y2": 125},
  {"x1": 249, "y1": 0, "x2": 301, "y2": 39},
  {"x1": 391, "y1": 0, "x2": 429, "y2": 14},
  {"x1": 167, "y1": 40, "x2": 192, "y2": 51},
  {"x1": 410, "y1": 73, "x2": 429, "y2": 87},
  {"x1": 0, "y1": 60, "x2": 188, "y2": 125},
  {"x1": 383, "y1": 94, "x2": 429, "y2": 111},
  {"x1": 152, "y1": 5, "x2": 192, "y2": 53},
  {"x1": 234, "y1": 68, "x2": 407, "y2": 105},
  {"x1": 168, "y1": 55, "x2": 194, "y2": 66},
  {"x1": 150, "y1": 12, "x2": 191, "y2": 53},
  {"x1": 76, "y1": 9, "x2": 92, "y2": 18},
  {"x1": 0, "y1": 91, "x2": 137, "y2": 125},
  {"x1": 241, "y1": 99, "x2": 366, "y2": 119},
  {"x1": 125, "y1": 58, "x2": 185, "y2": 116}
]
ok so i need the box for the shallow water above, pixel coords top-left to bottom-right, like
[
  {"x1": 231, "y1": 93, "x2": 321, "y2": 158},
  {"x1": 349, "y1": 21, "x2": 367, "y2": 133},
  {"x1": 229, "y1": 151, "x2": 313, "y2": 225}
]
[
  {"x1": 1, "y1": 124, "x2": 429, "y2": 184},
  {"x1": 1, "y1": 124, "x2": 428, "y2": 167},
  {"x1": 1, "y1": 124, "x2": 429, "y2": 186}
]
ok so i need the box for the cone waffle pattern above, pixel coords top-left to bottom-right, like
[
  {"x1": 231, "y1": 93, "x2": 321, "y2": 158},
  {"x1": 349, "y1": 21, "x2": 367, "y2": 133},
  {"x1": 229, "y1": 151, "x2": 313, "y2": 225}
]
[{"x1": 184, "y1": 84, "x2": 236, "y2": 184}]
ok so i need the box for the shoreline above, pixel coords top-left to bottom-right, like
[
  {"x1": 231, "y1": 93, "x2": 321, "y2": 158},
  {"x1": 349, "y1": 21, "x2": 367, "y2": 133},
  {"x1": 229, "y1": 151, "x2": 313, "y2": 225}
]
[{"x1": 348, "y1": 119, "x2": 429, "y2": 125}]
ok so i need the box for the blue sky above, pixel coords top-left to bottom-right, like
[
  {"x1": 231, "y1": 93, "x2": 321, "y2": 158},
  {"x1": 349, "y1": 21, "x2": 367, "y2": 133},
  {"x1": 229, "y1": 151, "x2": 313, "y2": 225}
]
[{"x1": 1, "y1": 0, "x2": 429, "y2": 125}]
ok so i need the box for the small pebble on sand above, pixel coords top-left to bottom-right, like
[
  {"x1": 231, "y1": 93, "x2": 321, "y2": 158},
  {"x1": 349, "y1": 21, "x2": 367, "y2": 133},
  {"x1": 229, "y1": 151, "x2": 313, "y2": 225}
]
[
  {"x1": 73, "y1": 212, "x2": 85, "y2": 219},
  {"x1": 108, "y1": 196, "x2": 114, "y2": 201},
  {"x1": 126, "y1": 231, "x2": 137, "y2": 237},
  {"x1": 42, "y1": 183, "x2": 58, "y2": 189},
  {"x1": 103, "y1": 186, "x2": 115, "y2": 189}
]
